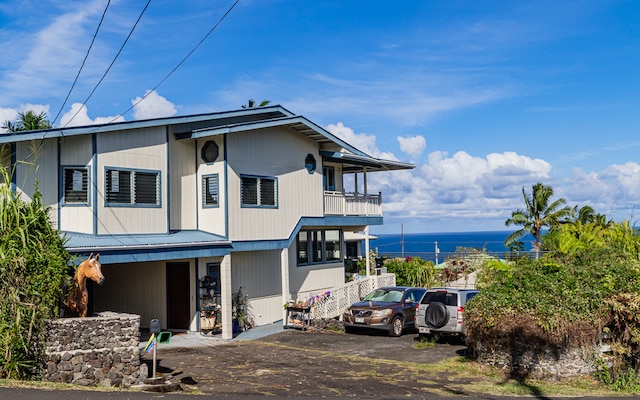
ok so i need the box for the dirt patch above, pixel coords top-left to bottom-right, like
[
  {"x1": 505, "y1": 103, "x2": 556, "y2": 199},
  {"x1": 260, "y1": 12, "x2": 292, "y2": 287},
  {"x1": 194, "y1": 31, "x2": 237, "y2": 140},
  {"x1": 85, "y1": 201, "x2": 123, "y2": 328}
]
[{"x1": 143, "y1": 329, "x2": 469, "y2": 397}]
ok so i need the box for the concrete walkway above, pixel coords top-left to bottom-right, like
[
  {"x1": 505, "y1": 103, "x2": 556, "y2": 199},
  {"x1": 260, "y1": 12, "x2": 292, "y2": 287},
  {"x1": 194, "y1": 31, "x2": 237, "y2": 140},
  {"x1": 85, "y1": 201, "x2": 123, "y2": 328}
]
[{"x1": 139, "y1": 321, "x2": 284, "y2": 349}]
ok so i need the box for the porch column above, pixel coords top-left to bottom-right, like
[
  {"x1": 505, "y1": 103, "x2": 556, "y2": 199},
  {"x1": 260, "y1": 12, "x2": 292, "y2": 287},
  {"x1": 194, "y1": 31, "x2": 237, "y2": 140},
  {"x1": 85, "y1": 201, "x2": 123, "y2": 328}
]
[
  {"x1": 354, "y1": 172, "x2": 359, "y2": 195},
  {"x1": 363, "y1": 168, "x2": 368, "y2": 215},
  {"x1": 365, "y1": 226, "x2": 371, "y2": 276},
  {"x1": 280, "y1": 248, "x2": 290, "y2": 326},
  {"x1": 220, "y1": 254, "x2": 233, "y2": 339}
]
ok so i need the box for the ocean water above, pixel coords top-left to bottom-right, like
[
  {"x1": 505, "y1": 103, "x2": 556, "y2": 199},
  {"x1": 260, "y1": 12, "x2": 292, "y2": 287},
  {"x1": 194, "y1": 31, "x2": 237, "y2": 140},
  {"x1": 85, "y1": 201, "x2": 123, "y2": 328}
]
[{"x1": 368, "y1": 231, "x2": 532, "y2": 263}]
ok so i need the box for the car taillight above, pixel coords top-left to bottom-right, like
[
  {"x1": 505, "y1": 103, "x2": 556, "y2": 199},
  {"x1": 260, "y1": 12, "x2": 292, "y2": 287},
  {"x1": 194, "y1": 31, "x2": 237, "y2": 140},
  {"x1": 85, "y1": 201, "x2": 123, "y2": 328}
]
[
  {"x1": 414, "y1": 303, "x2": 419, "y2": 321},
  {"x1": 457, "y1": 306, "x2": 464, "y2": 324}
]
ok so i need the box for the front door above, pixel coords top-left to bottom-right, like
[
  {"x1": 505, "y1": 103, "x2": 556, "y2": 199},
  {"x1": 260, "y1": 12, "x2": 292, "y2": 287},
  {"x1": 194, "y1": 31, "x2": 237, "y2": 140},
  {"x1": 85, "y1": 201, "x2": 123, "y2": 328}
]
[{"x1": 166, "y1": 262, "x2": 190, "y2": 331}]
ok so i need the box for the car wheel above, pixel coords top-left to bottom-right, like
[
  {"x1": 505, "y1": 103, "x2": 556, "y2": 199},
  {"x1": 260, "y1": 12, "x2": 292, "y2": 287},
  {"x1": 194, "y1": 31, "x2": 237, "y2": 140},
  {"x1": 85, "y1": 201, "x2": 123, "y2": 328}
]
[
  {"x1": 389, "y1": 316, "x2": 403, "y2": 337},
  {"x1": 425, "y1": 302, "x2": 449, "y2": 328}
]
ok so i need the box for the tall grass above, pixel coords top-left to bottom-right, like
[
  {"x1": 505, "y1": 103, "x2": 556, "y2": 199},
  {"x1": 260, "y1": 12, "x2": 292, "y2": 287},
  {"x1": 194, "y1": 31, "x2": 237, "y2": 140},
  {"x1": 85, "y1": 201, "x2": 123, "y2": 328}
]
[{"x1": 0, "y1": 165, "x2": 72, "y2": 379}]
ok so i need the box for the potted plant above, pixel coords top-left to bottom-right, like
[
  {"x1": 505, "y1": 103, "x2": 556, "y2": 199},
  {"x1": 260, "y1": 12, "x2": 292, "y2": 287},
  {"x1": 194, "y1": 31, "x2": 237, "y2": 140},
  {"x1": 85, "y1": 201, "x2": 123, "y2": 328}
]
[{"x1": 232, "y1": 287, "x2": 250, "y2": 333}]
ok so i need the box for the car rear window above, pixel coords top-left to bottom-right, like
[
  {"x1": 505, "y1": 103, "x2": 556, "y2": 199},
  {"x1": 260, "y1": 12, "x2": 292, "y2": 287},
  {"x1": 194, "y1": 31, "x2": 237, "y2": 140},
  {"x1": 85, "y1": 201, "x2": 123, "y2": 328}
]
[
  {"x1": 421, "y1": 291, "x2": 458, "y2": 306},
  {"x1": 465, "y1": 292, "x2": 478, "y2": 303}
]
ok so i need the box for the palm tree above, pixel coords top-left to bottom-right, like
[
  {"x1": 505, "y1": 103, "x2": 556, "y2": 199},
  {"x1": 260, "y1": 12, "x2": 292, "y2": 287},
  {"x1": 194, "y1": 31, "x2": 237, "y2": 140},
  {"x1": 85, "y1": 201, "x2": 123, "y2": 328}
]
[
  {"x1": 241, "y1": 99, "x2": 271, "y2": 109},
  {"x1": 565, "y1": 204, "x2": 597, "y2": 224},
  {"x1": 505, "y1": 182, "x2": 572, "y2": 259},
  {"x1": 2, "y1": 110, "x2": 52, "y2": 133}
]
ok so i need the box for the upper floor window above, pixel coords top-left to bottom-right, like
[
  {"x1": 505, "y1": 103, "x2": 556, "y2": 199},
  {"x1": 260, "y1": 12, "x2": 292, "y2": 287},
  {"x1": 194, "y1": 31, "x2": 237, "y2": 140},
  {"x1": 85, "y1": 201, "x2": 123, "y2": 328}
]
[
  {"x1": 105, "y1": 167, "x2": 160, "y2": 206},
  {"x1": 62, "y1": 167, "x2": 89, "y2": 205},
  {"x1": 323, "y1": 166, "x2": 335, "y2": 191},
  {"x1": 202, "y1": 174, "x2": 219, "y2": 207},
  {"x1": 241, "y1": 175, "x2": 277, "y2": 207},
  {"x1": 297, "y1": 229, "x2": 342, "y2": 265}
]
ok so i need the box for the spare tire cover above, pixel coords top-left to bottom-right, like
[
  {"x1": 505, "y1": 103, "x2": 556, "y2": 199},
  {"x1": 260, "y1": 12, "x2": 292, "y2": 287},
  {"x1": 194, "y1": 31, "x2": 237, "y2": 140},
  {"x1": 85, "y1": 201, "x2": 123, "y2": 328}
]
[{"x1": 425, "y1": 302, "x2": 449, "y2": 328}]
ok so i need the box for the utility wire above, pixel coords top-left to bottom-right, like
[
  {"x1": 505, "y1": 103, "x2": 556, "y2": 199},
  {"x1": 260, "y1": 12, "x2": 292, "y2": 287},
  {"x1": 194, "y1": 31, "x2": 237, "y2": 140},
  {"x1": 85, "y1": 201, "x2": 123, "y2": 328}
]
[
  {"x1": 52, "y1": 0, "x2": 111, "y2": 126},
  {"x1": 108, "y1": 0, "x2": 240, "y2": 123},
  {"x1": 87, "y1": 0, "x2": 241, "y2": 245},
  {"x1": 63, "y1": 0, "x2": 151, "y2": 129}
]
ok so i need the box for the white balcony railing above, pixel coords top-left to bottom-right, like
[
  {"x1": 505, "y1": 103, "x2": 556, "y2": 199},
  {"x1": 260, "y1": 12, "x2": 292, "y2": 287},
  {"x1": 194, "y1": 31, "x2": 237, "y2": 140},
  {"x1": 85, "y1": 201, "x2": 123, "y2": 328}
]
[{"x1": 324, "y1": 191, "x2": 382, "y2": 216}]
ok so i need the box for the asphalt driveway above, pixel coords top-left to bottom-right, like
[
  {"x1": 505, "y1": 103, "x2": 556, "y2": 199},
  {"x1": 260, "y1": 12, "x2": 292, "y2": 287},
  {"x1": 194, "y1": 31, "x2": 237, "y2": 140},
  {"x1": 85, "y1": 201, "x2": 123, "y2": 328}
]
[{"x1": 142, "y1": 327, "x2": 467, "y2": 397}]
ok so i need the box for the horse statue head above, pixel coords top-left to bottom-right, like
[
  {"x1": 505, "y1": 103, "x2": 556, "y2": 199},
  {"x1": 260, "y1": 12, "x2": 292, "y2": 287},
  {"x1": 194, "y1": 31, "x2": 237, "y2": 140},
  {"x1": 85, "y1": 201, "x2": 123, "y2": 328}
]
[{"x1": 65, "y1": 253, "x2": 105, "y2": 317}]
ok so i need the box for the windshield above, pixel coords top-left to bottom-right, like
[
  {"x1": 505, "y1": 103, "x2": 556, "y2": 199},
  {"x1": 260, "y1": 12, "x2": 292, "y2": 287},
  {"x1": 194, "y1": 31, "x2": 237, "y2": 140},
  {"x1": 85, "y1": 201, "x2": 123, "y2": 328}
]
[{"x1": 362, "y1": 289, "x2": 404, "y2": 303}]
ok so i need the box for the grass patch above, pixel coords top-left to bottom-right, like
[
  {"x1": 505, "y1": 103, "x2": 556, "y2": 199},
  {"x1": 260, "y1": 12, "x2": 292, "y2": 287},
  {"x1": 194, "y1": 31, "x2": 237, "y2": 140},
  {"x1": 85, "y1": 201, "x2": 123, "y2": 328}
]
[{"x1": 412, "y1": 335, "x2": 438, "y2": 350}]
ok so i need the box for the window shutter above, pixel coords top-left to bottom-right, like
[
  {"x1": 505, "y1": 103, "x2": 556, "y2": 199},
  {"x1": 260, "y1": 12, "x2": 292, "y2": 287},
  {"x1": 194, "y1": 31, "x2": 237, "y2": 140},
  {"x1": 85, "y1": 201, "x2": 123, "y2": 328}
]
[
  {"x1": 106, "y1": 170, "x2": 131, "y2": 203},
  {"x1": 203, "y1": 175, "x2": 219, "y2": 206},
  {"x1": 241, "y1": 177, "x2": 258, "y2": 205},
  {"x1": 134, "y1": 171, "x2": 158, "y2": 204},
  {"x1": 63, "y1": 168, "x2": 88, "y2": 203}
]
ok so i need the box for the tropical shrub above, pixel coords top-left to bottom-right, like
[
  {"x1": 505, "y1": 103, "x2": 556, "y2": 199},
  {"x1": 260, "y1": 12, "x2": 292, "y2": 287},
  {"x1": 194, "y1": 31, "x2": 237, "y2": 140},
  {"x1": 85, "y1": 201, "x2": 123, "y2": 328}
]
[
  {"x1": 0, "y1": 166, "x2": 72, "y2": 379},
  {"x1": 381, "y1": 256, "x2": 438, "y2": 288},
  {"x1": 466, "y1": 226, "x2": 640, "y2": 389}
]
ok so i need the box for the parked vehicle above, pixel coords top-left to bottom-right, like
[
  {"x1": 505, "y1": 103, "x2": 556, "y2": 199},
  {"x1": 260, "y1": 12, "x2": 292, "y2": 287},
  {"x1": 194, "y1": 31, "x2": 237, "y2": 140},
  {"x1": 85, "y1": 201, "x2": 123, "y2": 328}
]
[
  {"x1": 414, "y1": 288, "x2": 479, "y2": 338},
  {"x1": 343, "y1": 286, "x2": 426, "y2": 337}
]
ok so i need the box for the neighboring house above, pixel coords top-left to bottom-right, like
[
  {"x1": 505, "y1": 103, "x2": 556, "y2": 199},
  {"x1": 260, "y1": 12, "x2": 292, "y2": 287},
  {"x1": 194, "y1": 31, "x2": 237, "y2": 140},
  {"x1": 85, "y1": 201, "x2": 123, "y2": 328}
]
[{"x1": 0, "y1": 105, "x2": 413, "y2": 339}]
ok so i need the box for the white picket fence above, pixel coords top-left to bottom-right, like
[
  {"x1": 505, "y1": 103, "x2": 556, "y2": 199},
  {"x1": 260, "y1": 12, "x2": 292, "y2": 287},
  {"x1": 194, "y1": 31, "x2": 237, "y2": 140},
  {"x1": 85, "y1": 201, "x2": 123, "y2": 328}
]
[{"x1": 296, "y1": 273, "x2": 396, "y2": 320}]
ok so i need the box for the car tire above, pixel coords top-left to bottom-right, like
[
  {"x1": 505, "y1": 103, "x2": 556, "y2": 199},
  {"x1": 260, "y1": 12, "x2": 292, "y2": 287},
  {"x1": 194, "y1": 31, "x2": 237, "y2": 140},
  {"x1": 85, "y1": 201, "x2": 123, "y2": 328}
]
[
  {"x1": 425, "y1": 302, "x2": 449, "y2": 328},
  {"x1": 389, "y1": 316, "x2": 403, "y2": 337}
]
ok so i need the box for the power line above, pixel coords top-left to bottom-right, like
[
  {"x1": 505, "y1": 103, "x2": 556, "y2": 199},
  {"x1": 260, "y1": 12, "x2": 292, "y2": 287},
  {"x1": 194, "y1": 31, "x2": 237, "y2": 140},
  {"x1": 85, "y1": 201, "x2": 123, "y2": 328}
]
[
  {"x1": 62, "y1": 0, "x2": 151, "y2": 129},
  {"x1": 108, "y1": 0, "x2": 241, "y2": 123},
  {"x1": 52, "y1": 0, "x2": 111, "y2": 126}
]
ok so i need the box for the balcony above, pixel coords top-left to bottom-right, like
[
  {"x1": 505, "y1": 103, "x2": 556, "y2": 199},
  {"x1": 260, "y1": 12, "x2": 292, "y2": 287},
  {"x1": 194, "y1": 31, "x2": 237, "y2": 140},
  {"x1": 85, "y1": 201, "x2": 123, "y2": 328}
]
[{"x1": 323, "y1": 191, "x2": 382, "y2": 216}]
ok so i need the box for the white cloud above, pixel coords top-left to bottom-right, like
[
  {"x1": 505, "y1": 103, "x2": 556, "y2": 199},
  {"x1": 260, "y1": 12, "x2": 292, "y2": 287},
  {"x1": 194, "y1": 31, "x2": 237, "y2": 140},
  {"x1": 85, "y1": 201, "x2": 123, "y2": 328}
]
[
  {"x1": 0, "y1": 0, "x2": 107, "y2": 104},
  {"x1": 563, "y1": 162, "x2": 640, "y2": 222},
  {"x1": 366, "y1": 150, "x2": 555, "y2": 230},
  {"x1": 132, "y1": 90, "x2": 177, "y2": 120},
  {"x1": 60, "y1": 103, "x2": 124, "y2": 127},
  {"x1": 0, "y1": 108, "x2": 17, "y2": 133},
  {"x1": 397, "y1": 135, "x2": 426, "y2": 157},
  {"x1": 325, "y1": 122, "x2": 397, "y2": 160}
]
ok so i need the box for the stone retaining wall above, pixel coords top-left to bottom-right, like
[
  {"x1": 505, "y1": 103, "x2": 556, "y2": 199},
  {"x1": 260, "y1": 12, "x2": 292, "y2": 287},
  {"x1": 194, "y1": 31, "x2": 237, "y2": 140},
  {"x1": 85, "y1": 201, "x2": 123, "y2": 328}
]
[
  {"x1": 472, "y1": 341, "x2": 599, "y2": 380},
  {"x1": 43, "y1": 312, "x2": 146, "y2": 387}
]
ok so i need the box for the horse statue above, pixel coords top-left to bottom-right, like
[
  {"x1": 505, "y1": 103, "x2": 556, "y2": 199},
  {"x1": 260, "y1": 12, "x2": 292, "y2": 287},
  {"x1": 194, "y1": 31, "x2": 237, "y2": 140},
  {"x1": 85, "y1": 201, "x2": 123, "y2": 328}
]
[{"x1": 65, "y1": 253, "x2": 105, "y2": 317}]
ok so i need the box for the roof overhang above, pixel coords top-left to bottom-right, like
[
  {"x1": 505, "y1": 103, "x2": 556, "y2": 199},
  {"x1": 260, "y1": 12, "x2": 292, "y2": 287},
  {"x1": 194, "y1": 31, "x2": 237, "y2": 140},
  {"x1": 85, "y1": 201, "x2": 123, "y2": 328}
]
[
  {"x1": 176, "y1": 115, "x2": 369, "y2": 157},
  {"x1": 63, "y1": 230, "x2": 232, "y2": 264},
  {"x1": 0, "y1": 106, "x2": 294, "y2": 144},
  {"x1": 320, "y1": 151, "x2": 415, "y2": 172}
]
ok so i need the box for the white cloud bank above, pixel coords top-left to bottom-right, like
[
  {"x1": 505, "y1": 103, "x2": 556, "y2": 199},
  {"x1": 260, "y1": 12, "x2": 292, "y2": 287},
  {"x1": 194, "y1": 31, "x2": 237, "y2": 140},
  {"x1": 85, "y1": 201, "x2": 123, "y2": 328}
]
[
  {"x1": 397, "y1": 135, "x2": 426, "y2": 158},
  {"x1": 58, "y1": 90, "x2": 177, "y2": 127},
  {"x1": 327, "y1": 122, "x2": 640, "y2": 233},
  {"x1": 61, "y1": 104, "x2": 124, "y2": 127}
]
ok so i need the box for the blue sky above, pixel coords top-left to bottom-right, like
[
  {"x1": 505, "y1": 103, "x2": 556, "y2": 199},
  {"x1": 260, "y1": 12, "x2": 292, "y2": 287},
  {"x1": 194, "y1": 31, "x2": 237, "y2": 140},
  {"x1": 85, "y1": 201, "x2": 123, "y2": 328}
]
[{"x1": 1, "y1": 0, "x2": 640, "y2": 234}]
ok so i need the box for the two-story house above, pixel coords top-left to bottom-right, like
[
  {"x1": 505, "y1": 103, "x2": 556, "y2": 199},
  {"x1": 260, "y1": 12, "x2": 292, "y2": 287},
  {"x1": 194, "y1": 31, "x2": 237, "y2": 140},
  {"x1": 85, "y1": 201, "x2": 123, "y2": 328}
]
[{"x1": 0, "y1": 105, "x2": 413, "y2": 339}]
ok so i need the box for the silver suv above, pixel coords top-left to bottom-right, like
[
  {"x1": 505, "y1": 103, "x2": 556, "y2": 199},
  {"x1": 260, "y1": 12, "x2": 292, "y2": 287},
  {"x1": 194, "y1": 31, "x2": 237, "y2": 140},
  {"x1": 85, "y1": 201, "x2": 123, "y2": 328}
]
[{"x1": 414, "y1": 288, "x2": 479, "y2": 338}]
